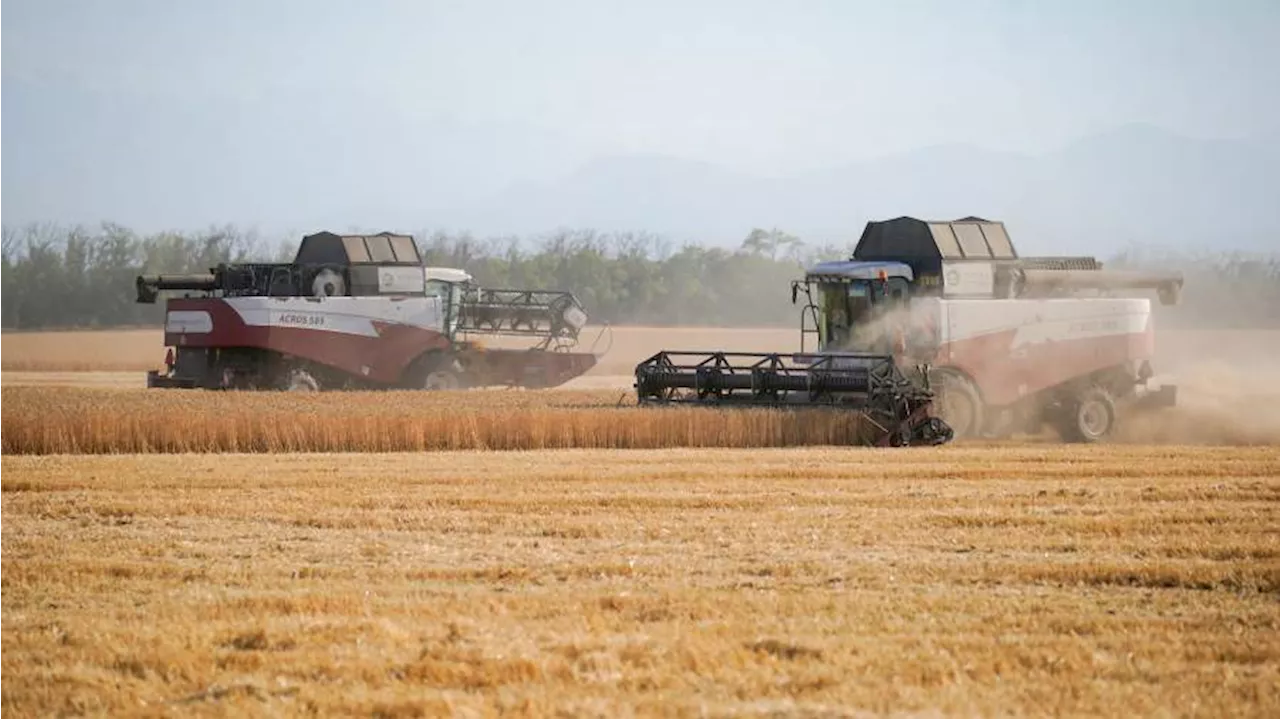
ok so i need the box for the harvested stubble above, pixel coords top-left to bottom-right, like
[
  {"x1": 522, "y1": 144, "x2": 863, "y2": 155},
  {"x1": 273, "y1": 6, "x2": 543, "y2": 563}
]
[
  {"x1": 0, "y1": 326, "x2": 797, "y2": 374},
  {"x1": 1, "y1": 387, "x2": 880, "y2": 454},
  {"x1": 2, "y1": 447, "x2": 1278, "y2": 716}
]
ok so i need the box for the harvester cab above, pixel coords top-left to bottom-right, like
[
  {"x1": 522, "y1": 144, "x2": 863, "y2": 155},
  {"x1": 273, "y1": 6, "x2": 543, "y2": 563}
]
[
  {"x1": 637, "y1": 216, "x2": 1183, "y2": 445},
  {"x1": 137, "y1": 231, "x2": 601, "y2": 391},
  {"x1": 792, "y1": 260, "x2": 915, "y2": 355}
]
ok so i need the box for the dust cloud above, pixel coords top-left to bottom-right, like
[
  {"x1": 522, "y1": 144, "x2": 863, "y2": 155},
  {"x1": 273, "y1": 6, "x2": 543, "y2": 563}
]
[
  {"x1": 822, "y1": 298, "x2": 1280, "y2": 446},
  {"x1": 1116, "y1": 330, "x2": 1280, "y2": 446}
]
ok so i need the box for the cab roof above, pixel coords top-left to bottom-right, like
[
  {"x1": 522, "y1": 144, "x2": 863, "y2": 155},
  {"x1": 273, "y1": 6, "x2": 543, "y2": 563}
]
[
  {"x1": 424, "y1": 267, "x2": 473, "y2": 284},
  {"x1": 805, "y1": 260, "x2": 914, "y2": 282}
]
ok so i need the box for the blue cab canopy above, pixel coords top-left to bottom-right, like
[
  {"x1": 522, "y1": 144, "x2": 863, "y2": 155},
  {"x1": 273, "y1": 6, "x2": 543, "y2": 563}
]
[{"x1": 805, "y1": 260, "x2": 914, "y2": 283}]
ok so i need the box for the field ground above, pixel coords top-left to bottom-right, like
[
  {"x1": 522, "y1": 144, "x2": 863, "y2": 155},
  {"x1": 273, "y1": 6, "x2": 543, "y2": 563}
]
[
  {"x1": 4, "y1": 447, "x2": 1279, "y2": 716},
  {"x1": 4, "y1": 327, "x2": 1278, "y2": 715}
]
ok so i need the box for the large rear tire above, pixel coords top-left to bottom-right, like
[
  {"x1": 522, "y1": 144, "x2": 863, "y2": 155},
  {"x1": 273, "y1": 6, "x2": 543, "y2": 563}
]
[
  {"x1": 424, "y1": 368, "x2": 461, "y2": 391},
  {"x1": 930, "y1": 370, "x2": 984, "y2": 440},
  {"x1": 1057, "y1": 387, "x2": 1116, "y2": 443},
  {"x1": 415, "y1": 352, "x2": 464, "y2": 391},
  {"x1": 282, "y1": 368, "x2": 320, "y2": 392}
]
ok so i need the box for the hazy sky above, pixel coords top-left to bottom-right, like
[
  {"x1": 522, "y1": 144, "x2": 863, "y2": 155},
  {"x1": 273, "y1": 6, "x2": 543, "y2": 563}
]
[{"x1": 3, "y1": 0, "x2": 1278, "y2": 231}]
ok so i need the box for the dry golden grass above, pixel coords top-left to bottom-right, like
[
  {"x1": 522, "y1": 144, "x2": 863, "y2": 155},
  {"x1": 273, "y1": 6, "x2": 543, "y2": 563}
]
[
  {"x1": 0, "y1": 329, "x2": 165, "y2": 372},
  {"x1": 2, "y1": 386, "x2": 890, "y2": 454},
  {"x1": 8, "y1": 378, "x2": 1280, "y2": 455},
  {"x1": 3, "y1": 446, "x2": 1278, "y2": 716},
  {"x1": 0, "y1": 370, "x2": 148, "y2": 389},
  {"x1": 7, "y1": 371, "x2": 1280, "y2": 450}
]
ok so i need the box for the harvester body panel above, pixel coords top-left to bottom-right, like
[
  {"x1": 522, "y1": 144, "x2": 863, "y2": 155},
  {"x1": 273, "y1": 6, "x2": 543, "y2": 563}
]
[
  {"x1": 163, "y1": 295, "x2": 453, "y2": 385},
  {"x1": 908, "y1": 297, "x2": 1154, "y2": 407}
]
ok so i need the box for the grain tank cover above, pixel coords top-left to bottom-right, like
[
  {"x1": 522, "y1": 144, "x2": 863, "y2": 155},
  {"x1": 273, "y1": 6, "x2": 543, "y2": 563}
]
[
  {"x1": 295, "y1": 231, "x2": 422, "y2": 266},
  {"x1": 852, "y1": 216, "x2": 1018, "y2": 276}
]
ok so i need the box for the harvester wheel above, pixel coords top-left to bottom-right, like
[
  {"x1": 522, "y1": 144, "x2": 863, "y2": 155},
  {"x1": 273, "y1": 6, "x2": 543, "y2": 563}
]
[
  {"x1": 930, "y1": 371, "x2": 984, "y2": 440},
  {"x1": 424, "y1": 369, "x2": 461, "y2": 391},
  {"x1": 1058, "y1": 387, "x2": 1116, "y2": 443},
  {"x1": 410, "y1": 352, "x2": 465, "y2": 391},
  {"x1": 283, "y1": 368, "x2": 320, "y2": 392}
]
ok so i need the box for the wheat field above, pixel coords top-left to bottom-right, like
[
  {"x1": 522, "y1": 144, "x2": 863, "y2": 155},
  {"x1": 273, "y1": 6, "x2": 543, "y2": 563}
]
[
  {"x1": 4, "y1": 327, "x2": 1279, "y2": 716},
  {"x1": 7, "y1": 380, "x2": 1280, "y2": 454},
  {"x1": 1, "y1": 386, "x2": 895, "y2": 454},
  {"x1": 3, "y1": 447, "x2": 1278, "y2": 716}
]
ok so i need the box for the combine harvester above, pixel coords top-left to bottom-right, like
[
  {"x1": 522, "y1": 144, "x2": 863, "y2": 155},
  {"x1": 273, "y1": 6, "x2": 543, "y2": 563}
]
[
  {"x1": 137, "y1": 231, "x2": 603, "y2": 391},
  {"x1": 636, "y1": 217, "x2": 1182, "y2": 445}
]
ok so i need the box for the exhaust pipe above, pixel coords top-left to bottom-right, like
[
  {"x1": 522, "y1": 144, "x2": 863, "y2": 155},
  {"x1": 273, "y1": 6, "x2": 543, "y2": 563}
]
[{"x1": 136, "y1": 274, "x2": 218, "y2": 303}]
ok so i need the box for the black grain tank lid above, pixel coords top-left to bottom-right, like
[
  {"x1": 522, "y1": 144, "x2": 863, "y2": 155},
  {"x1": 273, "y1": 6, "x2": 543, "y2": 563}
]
[
  {"x1": 851, "y1": 216, "x2": 1018, "y2": 275},
  {"x1": 295, "y1": 231, "x2": 421, "y2": 266}
]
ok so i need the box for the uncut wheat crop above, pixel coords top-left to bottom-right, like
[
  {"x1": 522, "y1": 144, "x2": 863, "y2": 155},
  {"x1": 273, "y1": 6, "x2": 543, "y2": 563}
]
[{"x1": 1, "y1": 387, "x2": 886, "y2": 454}]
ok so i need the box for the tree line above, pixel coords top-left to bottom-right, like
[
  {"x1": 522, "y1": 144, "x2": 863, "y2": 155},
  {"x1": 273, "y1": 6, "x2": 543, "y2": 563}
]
[
  {"x1": 0, "y1": 224, "x2": 834, "y2": 329},
  {"x1": 2, "y1": 223, "x2": 1276, "y2": 330}
]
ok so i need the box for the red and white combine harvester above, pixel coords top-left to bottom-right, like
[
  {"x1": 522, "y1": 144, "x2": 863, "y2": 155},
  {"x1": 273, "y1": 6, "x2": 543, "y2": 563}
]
[
  {"x1": 137, "y1": 231, "x2": 603, "y2": 391},
  {"x1": 636, "y1": 217, "x2": 1182, "y2": 445}
]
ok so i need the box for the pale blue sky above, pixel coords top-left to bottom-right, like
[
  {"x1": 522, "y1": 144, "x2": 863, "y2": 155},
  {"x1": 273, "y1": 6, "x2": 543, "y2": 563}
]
[{"x1": 3, "y1": 0, "x2": 1278, "y2": 233}]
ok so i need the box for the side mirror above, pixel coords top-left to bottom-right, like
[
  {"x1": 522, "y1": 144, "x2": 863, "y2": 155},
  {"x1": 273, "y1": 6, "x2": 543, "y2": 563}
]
[{"x1": 791, "y1": 284, "x2": 799, "y2": 304}]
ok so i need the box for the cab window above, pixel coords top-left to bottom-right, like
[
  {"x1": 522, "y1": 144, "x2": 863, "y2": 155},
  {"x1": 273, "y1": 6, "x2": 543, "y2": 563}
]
[
  {"x1": 846, "y1": 282, "x2": 872, "y2": 324},
  {"x1": 885, "y1": 277, "x2": 910, "y2": 304},
  {"x1": 424, "y1": 279, "x2": 449, "y2": 298},
  {"x1": 819, "y1": 281, "x2": 871, "y2": 350}
]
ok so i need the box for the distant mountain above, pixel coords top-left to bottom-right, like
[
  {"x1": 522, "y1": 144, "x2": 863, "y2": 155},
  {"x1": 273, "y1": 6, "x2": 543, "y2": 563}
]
[
  {"x1": 0, "y1": 77, "x2": 596, "y2": 234},
  {"x1": 444, "y1": 124, "x2": 1280, "y2": 256},
  {"x1": 4, "y1": 79, "x2": 1275, "y2": 258},
  {"x1": 443, "y1": 154, "x2": 761, "y2": 242}
]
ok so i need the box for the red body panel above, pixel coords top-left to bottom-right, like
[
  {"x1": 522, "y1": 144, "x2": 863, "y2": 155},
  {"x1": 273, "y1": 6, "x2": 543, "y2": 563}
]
[
  {"x1": 165, "y1": 297, "x2": 450, "y2": 384},
  {"x1": 941, "y1": 319, "x2": 1154, "y2": 406}
]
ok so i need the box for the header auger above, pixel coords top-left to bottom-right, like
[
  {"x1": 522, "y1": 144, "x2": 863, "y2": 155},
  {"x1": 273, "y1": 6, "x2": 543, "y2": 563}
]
[{"x1": 635, "y1": 216, "x2": 1182, "y2": 446}]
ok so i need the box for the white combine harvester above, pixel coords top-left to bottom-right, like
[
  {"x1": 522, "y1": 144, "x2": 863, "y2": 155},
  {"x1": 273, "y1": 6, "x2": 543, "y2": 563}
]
[
  {"x1": 137, "y1": 231, "x2": 601, "y2": 391},
  {"x1": 636, "y1": 216, "x2": 1182, "y2": 445}
]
